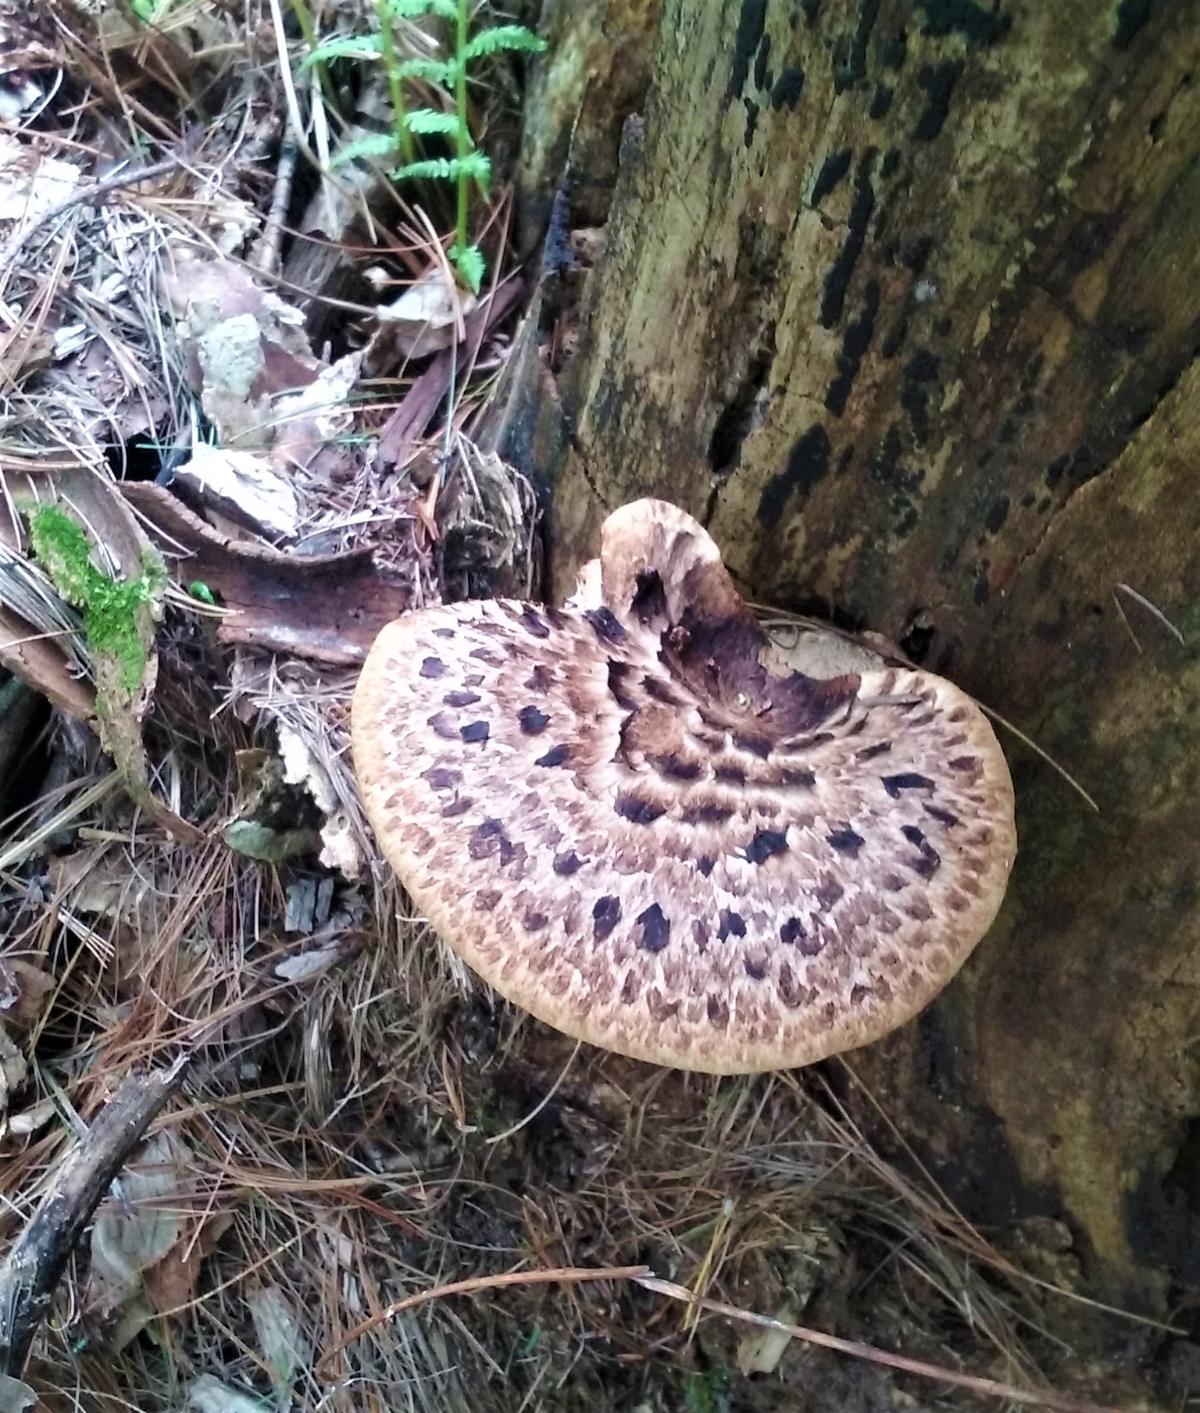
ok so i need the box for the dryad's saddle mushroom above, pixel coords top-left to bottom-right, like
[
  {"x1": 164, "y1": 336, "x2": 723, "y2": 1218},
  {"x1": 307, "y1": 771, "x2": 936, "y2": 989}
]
[{"x1": 352, "y1": 500, "x2": 1016, "y2": 1074}]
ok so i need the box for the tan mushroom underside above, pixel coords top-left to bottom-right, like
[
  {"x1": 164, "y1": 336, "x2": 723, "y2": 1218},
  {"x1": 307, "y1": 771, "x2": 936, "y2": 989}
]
[{"x1": 352, "y1": 500, "x2": 1016, "y2": 1074}]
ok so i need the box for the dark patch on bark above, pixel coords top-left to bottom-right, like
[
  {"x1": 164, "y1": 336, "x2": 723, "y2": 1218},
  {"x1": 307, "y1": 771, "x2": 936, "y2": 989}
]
[
  {"x1": 535, "y1": 743, "x2": 570, "y2": 767},
  {"x1": 834, "y1": 0, "x2": 881, "y2": 92},
  {"x1": 728, "y1": 0, "x2": 769, "y2": 101},
  {"x1": 771, "y1": 66, "x2": 805, "y2": 109},
  {"x1": 869, "y1": 83, "x2": 894, "y2": 118},
  {"x1": 753, "y1": 32, "x2": 772, "y2": 90},
  {"x1": 553, "y1": 850, "x2": 585, "y2": 875},
  {"x1": 985, "y1": 495, "x2": 1010, "y2": 534},
  {"x1": 444, "y1": 690, "x2": 481, "y2": 708},
  {"x1": 916, "y1": 0, "x2": 1012, "y2": 44},
  {"x1": 812, "y1": 148, "x2": 852, "y2": 206},
  {"x1": 758, "y1": 423, "x2": 833, "y2": 521},
  {"x1": 1112, "y1": 0, "x2": 1152, "y2": 48},
  {"x1": 880, "y1": 146, "x2": 901, "y2": 179},
  {"x1": 902, "y1": 349, "x2": 939, "y2": 444},
  {"x1": 419, "y1": 656, "x2": 445, "y2": 678},
  {"x1": 820, "y1": 151, "x2": 876, "y2": 327},
  {"x1": 460, "y1": 720, "x2": 490, "y2": 744},
  {"x1": 826, "y1": 279, "x2": 880, "y2": 415},
  {"x1": 880, "y1": 31, "x2": 907, "y2": 68},
  {"x1": 709, "y1": 349, "x2": 773, "y2": 473},
  {"x1": 915, "y1": 61, "x2": 964, "y2": 141}
]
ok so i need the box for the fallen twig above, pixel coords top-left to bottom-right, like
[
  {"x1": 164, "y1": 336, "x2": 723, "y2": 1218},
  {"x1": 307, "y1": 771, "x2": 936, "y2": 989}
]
[
  {"x1": 316, "y1": 1261, "x2": 1133, "y2": 1412},
  {"x1": 0, "y1": 1057, "x2": 191, "y2": 1376},
  {"x1": 316, "y1": 1264, "x2": 650, "y2": 1380}
]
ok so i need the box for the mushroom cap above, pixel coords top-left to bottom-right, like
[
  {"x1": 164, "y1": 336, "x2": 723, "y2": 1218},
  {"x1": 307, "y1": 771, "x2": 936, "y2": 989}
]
[{"x1": 352, "y1": 499, "x2": 1016, "y2": 1074}]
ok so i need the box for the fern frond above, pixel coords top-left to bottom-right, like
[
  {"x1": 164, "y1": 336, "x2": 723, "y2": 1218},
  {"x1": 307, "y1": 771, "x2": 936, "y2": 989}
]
[
  {"x1": 300, "y1": 33, "x2": 383, "y2": 67},
  {"x1": 394, "y1": 55, "x2": 458, "y2": 84},
  {"x1": 392, "y1": 152, "x2": 491, "y2": 185},
  {"x1": 331, "y1": 132, "x2": 399, "y2": 168},
  {"x1": 383, "y1": 0, "x2": 457, "y2": 16},
  {"x1": 401, "y1": 108, "x2": 462, "y2": 136},
  {"x1": 461, "y1": 25, "x2": 547, "y2": 61}
]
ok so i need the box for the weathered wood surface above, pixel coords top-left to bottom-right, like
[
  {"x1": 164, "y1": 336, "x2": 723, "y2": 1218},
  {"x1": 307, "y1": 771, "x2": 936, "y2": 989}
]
[{"x1": 515, "y1": 0, "x2": 1200, "y2": 1322}]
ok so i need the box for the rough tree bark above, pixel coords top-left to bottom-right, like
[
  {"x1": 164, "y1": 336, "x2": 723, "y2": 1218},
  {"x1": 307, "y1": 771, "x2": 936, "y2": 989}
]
[{"x1": 511, "y1": 0, "x2": 1200, "y2": 1338}]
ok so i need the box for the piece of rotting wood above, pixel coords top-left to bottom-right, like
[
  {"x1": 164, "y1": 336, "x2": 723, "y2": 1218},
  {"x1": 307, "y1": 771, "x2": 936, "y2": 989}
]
[{"x1": 0, "y1": 1057, "x2": 190, "y2": 1376}]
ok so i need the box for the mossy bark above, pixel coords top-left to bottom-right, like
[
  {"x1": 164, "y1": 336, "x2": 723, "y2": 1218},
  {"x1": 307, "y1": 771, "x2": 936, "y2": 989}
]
[{"x1": 514, "y1": 0, "x2": 1200, "y2": 1327}]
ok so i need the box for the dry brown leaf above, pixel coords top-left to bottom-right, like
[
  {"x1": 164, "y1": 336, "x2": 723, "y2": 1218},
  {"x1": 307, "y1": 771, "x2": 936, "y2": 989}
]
[
  {"x1": 0, "y1": 956, "x2": 54, "y2": 1029},
  {"x1": 87, "y1": 1129, "x2": 198, "y2": 1342}
]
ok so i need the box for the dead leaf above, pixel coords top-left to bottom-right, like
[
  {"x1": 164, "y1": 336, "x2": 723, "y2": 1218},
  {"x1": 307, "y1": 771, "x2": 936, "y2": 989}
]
[
  {"x1": 372, "y1": 266, "x2": 476, "y2": 360},
  {"x1": 249, "y1": 1285, "x2": 309, "y2": 1391},
  {"x1": 87, "y1": 1129, "x2": 196, "y2": 1343},
  {"x1": 0, "y1": 956, "x2": 54, "y2": 1028},
  {"x1": 123, "y1": 482, "x2": 410, "y2": 665},
  {"x1": 160, "y1": 243, "x2": 326, "y2": 452}
]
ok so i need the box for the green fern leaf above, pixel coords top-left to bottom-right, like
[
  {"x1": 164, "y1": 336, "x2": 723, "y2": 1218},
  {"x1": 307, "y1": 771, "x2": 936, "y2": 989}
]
[
  {"x1": 461, "y1": 25, "x2": 547, "y2": 62},
  {"x1": 299, "y1": 33, "x2": 383, "y2": 67},
  {"x1": 394, "y1": 56, "x2": 458, "y2": 84},
  {"x1": 451, "y1": 243, "x2": 486, "y2": 294},
  {"x1": 401, "y1": 108, "x2": 462, "y2": 137},
  {"x1": 383, "y1": 0, "x2": 457, "y2": 16},
  {"x1": 392, "y1": 152, "x2": 491, "y2": 186},
  {"x1": 331, "y1": 132, "x2": 400, "y2": 168}
]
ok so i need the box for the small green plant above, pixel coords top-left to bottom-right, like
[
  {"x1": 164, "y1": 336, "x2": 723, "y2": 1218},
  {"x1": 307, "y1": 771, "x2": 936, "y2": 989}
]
[
  {"x1": 303, "y1": 0, "x2": 545, "y2": 293},
  {"x1": 683, "y1": 1365, "x2": 731, "y2": 1413},
  {"x1": 27, "y1": 504, "x2": 164, "y2": 696}
]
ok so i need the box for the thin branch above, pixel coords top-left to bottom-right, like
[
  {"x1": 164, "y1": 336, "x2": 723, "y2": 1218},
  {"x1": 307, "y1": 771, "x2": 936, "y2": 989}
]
[{"x1": 0, "y1": 1058, "x2": 191, "y2": 1376}]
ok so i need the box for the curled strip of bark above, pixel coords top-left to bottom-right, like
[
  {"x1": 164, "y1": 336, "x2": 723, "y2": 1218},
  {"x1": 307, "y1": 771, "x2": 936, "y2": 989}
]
[{"x1": 0, "y1": 1058, "x2": 189, "y2": 1377}]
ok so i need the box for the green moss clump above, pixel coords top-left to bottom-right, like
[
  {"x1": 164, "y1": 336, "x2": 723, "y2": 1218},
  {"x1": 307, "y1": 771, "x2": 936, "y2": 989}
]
[{"x1": 27, "y1": 503, "x2": 165, "y2": 697}]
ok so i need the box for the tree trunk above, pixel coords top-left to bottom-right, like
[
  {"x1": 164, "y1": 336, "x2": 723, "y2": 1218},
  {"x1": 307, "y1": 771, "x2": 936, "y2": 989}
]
[{"x1": 511, "y1": 0, "x2": 1200, "y2": 1331}]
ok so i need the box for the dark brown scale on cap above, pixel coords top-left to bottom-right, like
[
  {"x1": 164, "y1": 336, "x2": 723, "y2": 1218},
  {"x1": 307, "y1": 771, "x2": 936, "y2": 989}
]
[{"x1": 352, "y1": 498, "x2": 1017, "y2": 1074}]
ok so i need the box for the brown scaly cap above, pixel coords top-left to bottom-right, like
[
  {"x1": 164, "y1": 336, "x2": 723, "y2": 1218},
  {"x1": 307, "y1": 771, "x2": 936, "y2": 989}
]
[{"x1": 351, "y1": 499, "x2": 1017, "y2": 1074}]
